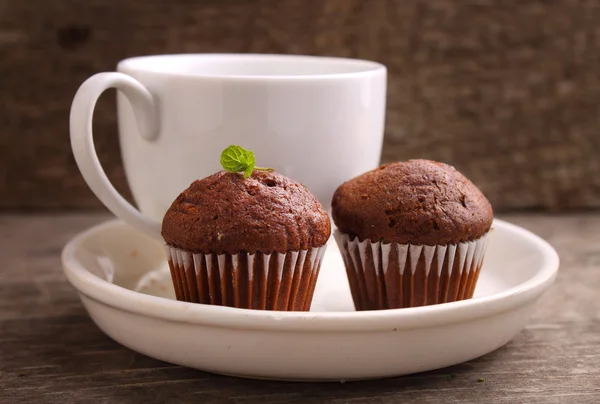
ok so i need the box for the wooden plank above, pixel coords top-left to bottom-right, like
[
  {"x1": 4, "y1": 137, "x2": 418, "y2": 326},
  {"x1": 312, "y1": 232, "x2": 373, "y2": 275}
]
[
  {"x1": 2, "y1": 1, "x2": 600, "y2": 211},
  {"x1": 0, "y1": 213, "x2": 599, "y2": 403}
]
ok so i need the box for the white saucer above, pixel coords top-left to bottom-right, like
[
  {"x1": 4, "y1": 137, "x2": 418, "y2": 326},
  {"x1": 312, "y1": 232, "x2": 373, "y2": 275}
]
[{"x1": 62, "y1": 219, "x2": 558, "y2": 381}]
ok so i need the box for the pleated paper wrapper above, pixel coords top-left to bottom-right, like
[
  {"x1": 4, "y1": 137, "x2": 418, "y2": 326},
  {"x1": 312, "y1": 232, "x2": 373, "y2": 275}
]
[
  {"x1": 165, "y1": 246, "x2": 327, "y2": 311},
  {"x1": 334, "y1": 231, "x2": 491, "y2": 310}
]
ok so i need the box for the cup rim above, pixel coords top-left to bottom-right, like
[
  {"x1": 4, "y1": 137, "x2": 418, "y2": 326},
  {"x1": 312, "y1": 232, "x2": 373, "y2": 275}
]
[{"x1": 117, "y1": 53, "x2": 386, "y2": 80}]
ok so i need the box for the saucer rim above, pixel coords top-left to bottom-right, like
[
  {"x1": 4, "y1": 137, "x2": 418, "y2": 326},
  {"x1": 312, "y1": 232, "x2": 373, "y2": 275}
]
[{"x1": 61, "y1": 218, "x2": 559, "y2": 332}]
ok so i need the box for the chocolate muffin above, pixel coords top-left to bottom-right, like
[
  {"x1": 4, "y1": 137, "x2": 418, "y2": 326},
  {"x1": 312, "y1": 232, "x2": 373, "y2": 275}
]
[
  {"x1": 162, "y1": 170, "x2": 331, "y2": 311},
  {"x1": 331, "y1": 160, "x2": 493, "y2": 310}
]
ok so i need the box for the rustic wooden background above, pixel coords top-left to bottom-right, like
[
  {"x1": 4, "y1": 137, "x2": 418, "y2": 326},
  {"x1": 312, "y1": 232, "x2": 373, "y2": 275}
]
[{"x1": 1, "y1": 0, "x2": 599, "y2": 212}]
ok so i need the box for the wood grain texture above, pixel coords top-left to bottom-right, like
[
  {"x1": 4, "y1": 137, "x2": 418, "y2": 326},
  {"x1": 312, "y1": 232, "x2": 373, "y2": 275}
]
[
  {"x1": 1, "y1": 0, "x2": 600, "y2": 211},
  {"x1": 1, "y1": 213, "x2": 599, "y2": 403}
]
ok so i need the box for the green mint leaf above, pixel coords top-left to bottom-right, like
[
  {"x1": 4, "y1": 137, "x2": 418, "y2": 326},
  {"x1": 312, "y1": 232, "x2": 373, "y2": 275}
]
[
  {"x1": 220, "y1": 145, "x2": 273, "y2": 178},
  {"x1": 220, "y1": 145, "x2": 255, "y2": 175}
]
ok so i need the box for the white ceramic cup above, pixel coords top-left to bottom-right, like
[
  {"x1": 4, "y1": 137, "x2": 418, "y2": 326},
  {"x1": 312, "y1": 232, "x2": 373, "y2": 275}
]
[{"x1": 70, "y1": 54, "x2": 386, "y2": 240}]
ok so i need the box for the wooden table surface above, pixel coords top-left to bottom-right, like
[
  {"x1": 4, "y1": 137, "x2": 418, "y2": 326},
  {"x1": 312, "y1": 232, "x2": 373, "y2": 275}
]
[{"x1": 1, "y1": 213, "x2": 599, "y2": 404}]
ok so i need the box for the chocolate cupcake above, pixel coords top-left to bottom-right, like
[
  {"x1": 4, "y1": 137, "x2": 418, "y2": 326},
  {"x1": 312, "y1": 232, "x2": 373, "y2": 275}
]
[
  {"x1": 162, "y1": 168, "x2": 331, "y2": 311},
  {"x1": 331, "y1": 159, "x2": 493, "y2": 310}
]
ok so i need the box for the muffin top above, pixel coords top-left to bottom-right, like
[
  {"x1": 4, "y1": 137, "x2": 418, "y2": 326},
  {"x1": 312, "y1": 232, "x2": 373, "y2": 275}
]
[
  {"x1": 331, "y1": 160, "x2": 493, "y2": 245},
  {"x1": 162, "y1": 170, "x2": 331, "y2": 254}
]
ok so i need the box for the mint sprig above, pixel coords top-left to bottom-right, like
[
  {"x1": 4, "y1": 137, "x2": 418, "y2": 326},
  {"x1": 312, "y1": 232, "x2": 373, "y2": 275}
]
[{"x1": 220, "y1": 145, "x2": 273, "y2": 178}]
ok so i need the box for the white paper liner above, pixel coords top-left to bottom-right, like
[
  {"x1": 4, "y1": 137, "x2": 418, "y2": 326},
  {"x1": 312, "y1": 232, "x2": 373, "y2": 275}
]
[
  {"x1": 165, "y1": 245, "x2": 327, "y2": 311},
  {"x1": 334, "y1": 230, "x2": 491, "y2": 310}
]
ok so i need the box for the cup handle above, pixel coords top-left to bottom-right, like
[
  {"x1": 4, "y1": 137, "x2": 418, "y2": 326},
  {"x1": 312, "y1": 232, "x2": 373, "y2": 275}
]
[{"x1": 69, "y1": 72, "x2": 162, "y2": 240}]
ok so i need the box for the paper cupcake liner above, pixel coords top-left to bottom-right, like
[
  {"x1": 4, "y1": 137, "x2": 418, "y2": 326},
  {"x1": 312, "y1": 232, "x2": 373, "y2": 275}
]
[
  {"x1": 334, "y1": 231, "x2": 491, "y2": 310},
  {"x1": 165, "y1": 245, "x2": 327, "y2": 311}
]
